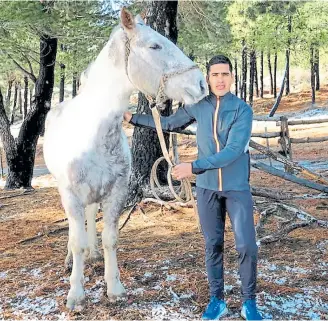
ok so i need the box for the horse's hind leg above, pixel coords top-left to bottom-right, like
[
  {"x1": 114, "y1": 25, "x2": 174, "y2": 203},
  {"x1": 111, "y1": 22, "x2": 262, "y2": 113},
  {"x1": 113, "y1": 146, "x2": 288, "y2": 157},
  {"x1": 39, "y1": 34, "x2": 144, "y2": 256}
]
[
  {"x1": 102, "y1": 178, "x2": 128, "y2": 301},
  {"x1": 84, "y1": 203, "x2": 102, "y2": 263},
  {"x1": 60, "y1": 188, "x2": 87, "y2": 310}
]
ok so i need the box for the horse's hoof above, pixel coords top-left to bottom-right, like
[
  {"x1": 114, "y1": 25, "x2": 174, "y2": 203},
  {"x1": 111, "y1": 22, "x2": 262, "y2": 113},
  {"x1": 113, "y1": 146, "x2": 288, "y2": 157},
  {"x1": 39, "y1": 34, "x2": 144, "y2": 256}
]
[
  {"x1": 107, "y1": 292, "x2": 127, "y2": 303},
  {"x1": 107, "y1": 285, "x2": 127, "y2": 302},
  {"x1": 66, "y1": 296, "x2": 86, "y2": 311}
]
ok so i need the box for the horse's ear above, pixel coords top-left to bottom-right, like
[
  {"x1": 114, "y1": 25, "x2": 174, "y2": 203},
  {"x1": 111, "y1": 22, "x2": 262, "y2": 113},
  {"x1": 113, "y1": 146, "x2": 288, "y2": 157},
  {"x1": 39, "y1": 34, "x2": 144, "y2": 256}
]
[
  {"x1": 135, "y1": 14, "x2": 145, "y2": 25},
  {"x1": 121, "y1": 7, "x2": 135, "y2": 31}
]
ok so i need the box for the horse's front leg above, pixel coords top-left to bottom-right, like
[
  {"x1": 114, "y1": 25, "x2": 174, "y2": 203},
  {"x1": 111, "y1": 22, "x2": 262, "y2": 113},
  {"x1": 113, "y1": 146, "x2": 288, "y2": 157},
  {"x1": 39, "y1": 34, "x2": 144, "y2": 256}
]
[
  {"x1": 60, "y1": 189, "x2": 87, "y2": 310},
  {"x1": 102, "y1": 179, "x2": 128, "y2": 301},
  {"x1": 65, "y1": 203, "x2": 101, "y2": 269}
]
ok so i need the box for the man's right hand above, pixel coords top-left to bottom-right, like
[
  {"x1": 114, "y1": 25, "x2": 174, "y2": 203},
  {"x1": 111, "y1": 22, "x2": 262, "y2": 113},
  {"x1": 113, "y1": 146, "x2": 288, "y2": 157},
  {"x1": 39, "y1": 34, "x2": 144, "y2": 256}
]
[{"x1": 123, "y1": 111, "x2": 132, "y2": 122}]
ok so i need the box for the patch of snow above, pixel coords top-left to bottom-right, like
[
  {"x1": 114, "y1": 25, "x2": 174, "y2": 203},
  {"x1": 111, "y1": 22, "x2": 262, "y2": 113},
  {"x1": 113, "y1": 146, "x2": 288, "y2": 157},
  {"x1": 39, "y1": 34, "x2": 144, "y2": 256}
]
[
  {"x1": 317, "y1": 240, "x2": 328, "y2": 252},
  {"x1": 152, "y1": 285, "x2": 162, "y2": 290},
  {"x1": 144, "y1": 272, "x2": 153, "y2": 278},
  {"x1": 0, "y1": 271, "x2": 7, "y2": 279},
  {"x1": 29, "y1": 268, "x2": 42, "y2": 278},
  {"x1": 274, "y1": 277, "x2": 287, "y2": 285},
  {"x1": 130, "y1": 287, "x2": 144, "y2": 295},
  {"x1": 151, "y1": 304, "x2": 167, "y2": 319},
  {"x1": 288, "y1": 107, "x2": 328, "y2": 120},
  {"x1": 10, "y1": 296, "x2": 58, "y2": 316},
  {"x1": 224, "y1": 284, "x2": 233, "y2": 292},
  {"x1": 285, "y1": 266, "x2": 308, "y2": 274},
  {"x1": 85, "y1": 278, "x2": 105, "y2": 303},
  {"x1": 179, "y1": 292, "x2": 194, "y2": 299},
  {"x1": 165, "y1": 274, "x2": 177, "y2": 282},
  {"x1": 60, "y1": 276, "x2": 69, "y2": 284},
  {"x1": 258, "y1": 291, "x2": 328, "y2": 320}
]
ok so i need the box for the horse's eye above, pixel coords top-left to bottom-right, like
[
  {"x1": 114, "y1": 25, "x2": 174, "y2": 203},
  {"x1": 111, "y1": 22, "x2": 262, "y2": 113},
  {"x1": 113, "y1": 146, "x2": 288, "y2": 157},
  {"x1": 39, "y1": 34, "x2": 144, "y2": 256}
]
[{"x1": 149, "y1": 44, "x2": 162, "y2": 50}]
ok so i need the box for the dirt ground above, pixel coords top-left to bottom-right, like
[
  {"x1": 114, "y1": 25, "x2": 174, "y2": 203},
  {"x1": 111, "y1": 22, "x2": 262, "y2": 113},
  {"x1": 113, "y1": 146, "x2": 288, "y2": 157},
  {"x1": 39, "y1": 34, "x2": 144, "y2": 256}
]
[{"x1": 0, "y1": 87, "x2": 328, "y2": 320}]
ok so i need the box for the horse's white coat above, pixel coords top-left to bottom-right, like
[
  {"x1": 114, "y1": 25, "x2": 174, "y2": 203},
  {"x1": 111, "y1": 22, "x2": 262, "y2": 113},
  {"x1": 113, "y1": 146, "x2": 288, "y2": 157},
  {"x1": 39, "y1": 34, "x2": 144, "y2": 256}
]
[{"x1": 43, "y1": 9, "x2": 206, "y2": 310}]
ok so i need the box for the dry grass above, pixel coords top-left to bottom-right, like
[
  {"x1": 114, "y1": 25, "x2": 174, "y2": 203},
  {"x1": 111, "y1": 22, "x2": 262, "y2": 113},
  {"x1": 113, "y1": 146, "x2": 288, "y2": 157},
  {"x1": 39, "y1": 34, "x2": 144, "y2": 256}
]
[{"x1": 0, "y1": 183, "x2": 327, "y2": 319}]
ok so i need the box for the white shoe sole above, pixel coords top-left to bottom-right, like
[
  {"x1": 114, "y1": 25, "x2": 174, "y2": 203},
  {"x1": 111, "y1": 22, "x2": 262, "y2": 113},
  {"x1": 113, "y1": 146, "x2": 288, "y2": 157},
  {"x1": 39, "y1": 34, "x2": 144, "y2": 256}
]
[{"x1": 214, "y1": 307, "x2": 229, "y2": 320}]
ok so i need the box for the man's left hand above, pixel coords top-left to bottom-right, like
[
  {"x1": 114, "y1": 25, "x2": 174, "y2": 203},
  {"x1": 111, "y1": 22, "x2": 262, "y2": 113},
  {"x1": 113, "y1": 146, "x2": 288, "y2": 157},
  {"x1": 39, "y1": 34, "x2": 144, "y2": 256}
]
[{"x1": 172, "y1": 163, "x2": 192, "y2": 180}]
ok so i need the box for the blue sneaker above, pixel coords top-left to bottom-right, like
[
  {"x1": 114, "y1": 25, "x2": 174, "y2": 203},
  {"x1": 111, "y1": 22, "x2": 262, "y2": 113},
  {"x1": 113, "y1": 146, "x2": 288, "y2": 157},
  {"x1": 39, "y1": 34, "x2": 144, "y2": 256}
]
[
  {"x1": 241, "y1": 299, "x2": 263, "y2": 320},
  {"x1": 202, "y1": 296, "x2": 229, "y2": 320}
]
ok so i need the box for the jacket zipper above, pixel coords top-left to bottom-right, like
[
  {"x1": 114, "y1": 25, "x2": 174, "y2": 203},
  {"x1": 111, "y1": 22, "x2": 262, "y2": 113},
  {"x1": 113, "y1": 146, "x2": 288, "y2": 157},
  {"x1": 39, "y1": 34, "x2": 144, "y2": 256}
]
[{"x1": 213, "y1": 98, "x2": 223, "y2": 191}]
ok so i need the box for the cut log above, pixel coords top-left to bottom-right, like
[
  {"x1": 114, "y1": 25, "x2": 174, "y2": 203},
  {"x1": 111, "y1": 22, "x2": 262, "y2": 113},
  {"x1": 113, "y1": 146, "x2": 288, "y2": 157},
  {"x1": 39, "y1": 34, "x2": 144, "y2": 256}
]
[
  {"x1": 250, "y1": 140, "x2": 328, "y2": 185},
  {"x1": 251, "y1": 186, "x2": 294, "y2": 200},
  {"x1": 252, "y1": 132, "x2": 281, "y2": 138},
  {"x1": 290, "y1": 136, "x2": 328, "y2": 144},
  {"x1": 251, "y1": 159, "x2": 328, "y2": 193},
  {"x1": 276, "y1": 118, "x2": 328, "y2": 126}
]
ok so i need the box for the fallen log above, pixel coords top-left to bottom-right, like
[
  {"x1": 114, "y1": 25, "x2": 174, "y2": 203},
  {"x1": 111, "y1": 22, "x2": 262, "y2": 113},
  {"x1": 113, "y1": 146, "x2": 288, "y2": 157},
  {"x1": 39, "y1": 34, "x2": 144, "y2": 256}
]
[
  {"x1": 257, "y1": 202, "x2": 328, "y2": 244},
  {"x1": 290, "y1": 136, "x2": 328, "y2": 144},
  {"x1": 276, "y1": 118, "x2": 328, "y2": 126},
  {"x1": 250, "y1": 140, "x2": 328, "y2": 185},
  {"x1": 258, "y1": 221, "x2": 311, "y2": 244},
  {"x1": 250, "y1": 159, "x2": 328, "y2": 193},
  {"x1": 251, "y1": 186, "x2": 294, "y2": 200},
  {"x1": 251, "y1": 132, "x2": 281, "y2": 138}
]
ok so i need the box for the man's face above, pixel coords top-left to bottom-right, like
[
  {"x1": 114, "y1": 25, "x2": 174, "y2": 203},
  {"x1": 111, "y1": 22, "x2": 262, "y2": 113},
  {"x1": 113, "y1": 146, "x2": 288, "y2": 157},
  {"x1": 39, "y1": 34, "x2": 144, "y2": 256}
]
[{"x1": 206, "y1": 63, "x2": 234, "y2": 97}]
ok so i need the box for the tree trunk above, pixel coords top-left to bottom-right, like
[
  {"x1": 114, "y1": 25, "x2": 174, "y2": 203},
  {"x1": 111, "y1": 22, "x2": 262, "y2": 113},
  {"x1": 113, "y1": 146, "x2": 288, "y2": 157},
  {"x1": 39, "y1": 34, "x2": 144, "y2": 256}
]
[
  {"x1": 127, "y1": 1, "x2": 178, "y2": 205},
  {"x1": 29, "y1": 88, "x2": 33, "y2": 109},
  {"x1": 5, "y1": 79, "x2": 14, "y2": 117},
  {"x1": 269, "y1": 62, "x2": 288, "y2": 117},
  {"x1": 249, "y1": 50, "x2": 255, "y2": 106},
  {"x1": 314, "y1": 47, "x2": 320, "y2": 91},
  {"x1": 285, "y1": 48, "x2": 290, "y2": 96},
  {"x1": 0, "y1": 88, "x2": 17, "y2": 182},
  {"x1": 24, "y1": 76, "x2": 28, "y2": 119},
  {"x1": 238, "y1": 74, "x2": 242, "y2": 99},
  {"x1": 254, "y1": 52, "x2": 259, "y2": 98},
  {"x1": 18, "y1": 85, "x2": 22, "y2": 115},
  {"x1": 273, "y1": 51, "x2": 277, "y2": 98},
  {"x1": 234, "y1": 57, "x2": 238, "y2": 97},
  {"x1": 242, "y1": 40, "x2": 247, "y2": 102},
  {"x1": 59, "y1": 63, "x2": 65, "y2": 102},
  {"x1": 310, "y1": 45, "x2": 315, "y2": 105},
  {"x1": 260, "y1": 51, "x2": 264, "y2": 98},
  {"x1": 72, "y1": 72, "x2": 77, "y2": 97},
  {"x1": 10, "y1": 84, "x2": 18, "y2": 125},
  {"x1": 268, "y1": 52, "x2": 273, "y2": 95},
  {"x1": 4, "y1": 35, "x2": 57, "y2": 189},
  {"x1": 285, "y1": 15, "x2": 291, "y2": 96}
]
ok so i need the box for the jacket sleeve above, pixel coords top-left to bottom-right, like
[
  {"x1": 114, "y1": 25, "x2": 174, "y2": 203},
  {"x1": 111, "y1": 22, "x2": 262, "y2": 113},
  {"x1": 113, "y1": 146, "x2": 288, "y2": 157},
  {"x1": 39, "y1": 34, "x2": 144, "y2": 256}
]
[
  {"x1": 192, "y1": 104, "x2": 253, "y2": 173},
  {"x1": 129, "y1": 105, "x2": 196, "y2": 132}
]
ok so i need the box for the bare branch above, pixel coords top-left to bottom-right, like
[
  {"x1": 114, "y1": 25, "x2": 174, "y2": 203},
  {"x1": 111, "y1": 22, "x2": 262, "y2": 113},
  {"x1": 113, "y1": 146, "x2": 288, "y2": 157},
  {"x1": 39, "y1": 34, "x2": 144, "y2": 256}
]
[
  {"x1": 7, "y1": 53, "x2": 37, "y2": 83},
  {"x1": 21, "y1": 53, "x2": 35, "y2": 77}
]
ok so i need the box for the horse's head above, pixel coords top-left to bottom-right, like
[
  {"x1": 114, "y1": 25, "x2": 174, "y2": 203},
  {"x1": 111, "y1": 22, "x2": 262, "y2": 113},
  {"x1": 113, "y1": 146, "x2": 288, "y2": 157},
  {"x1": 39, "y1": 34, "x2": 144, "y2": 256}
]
[{"x1": 121, "y1": 8, "x2": 207, "y2": 106}]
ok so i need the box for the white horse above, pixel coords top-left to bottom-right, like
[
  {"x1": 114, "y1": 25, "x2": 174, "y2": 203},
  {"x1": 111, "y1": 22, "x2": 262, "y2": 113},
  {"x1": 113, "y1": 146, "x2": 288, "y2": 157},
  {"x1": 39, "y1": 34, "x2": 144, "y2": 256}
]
[{"x1": 43, "y1": 8, "x2": 206, "y2": 310}]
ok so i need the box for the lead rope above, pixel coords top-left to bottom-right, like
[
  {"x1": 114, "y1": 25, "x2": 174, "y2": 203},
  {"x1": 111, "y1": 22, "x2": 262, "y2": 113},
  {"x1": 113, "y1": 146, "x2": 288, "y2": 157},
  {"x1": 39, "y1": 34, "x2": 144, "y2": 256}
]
[
  {"x1": 123, "y1": 30, "x2": 200, "y2": 230},
  {"x1": 150, "y1": 105, "x2": 200, "y2": 231}
]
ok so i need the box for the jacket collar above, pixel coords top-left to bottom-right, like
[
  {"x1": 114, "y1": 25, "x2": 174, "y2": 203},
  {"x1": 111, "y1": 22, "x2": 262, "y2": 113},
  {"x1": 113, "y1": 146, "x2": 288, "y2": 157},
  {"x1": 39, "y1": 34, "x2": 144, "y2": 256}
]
[{"x1": 207, "y1": 91, "x2": 232, "y2": 108}]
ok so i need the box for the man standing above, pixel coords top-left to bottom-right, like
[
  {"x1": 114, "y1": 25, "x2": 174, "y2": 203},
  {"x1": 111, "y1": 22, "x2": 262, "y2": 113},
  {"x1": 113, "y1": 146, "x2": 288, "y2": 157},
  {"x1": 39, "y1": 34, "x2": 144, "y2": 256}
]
[{"x1": 124, "y1": 55, "x2": 262, "y2": 321}]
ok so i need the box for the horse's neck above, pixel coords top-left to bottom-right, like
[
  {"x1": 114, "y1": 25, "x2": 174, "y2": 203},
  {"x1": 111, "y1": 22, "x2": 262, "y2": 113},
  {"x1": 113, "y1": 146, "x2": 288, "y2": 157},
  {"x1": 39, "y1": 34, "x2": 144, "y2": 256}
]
[{"x1": 81, "y1": 37, "x2": 134, "y2": 116}]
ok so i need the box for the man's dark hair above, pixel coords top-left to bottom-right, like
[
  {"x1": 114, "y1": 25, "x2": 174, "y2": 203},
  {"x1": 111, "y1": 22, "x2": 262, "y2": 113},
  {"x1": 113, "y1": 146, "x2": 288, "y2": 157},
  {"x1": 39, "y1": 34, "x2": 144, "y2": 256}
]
[{"x1": 206, "y1": 55, "x2": 233, "y2": 74}]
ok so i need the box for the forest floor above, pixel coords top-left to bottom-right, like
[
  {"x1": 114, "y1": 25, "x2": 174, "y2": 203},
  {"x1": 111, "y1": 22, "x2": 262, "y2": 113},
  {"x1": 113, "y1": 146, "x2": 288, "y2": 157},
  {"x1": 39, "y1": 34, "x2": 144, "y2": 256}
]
[{"x1": 0, "y1": 86, "x2": 327, "y2": 320}]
